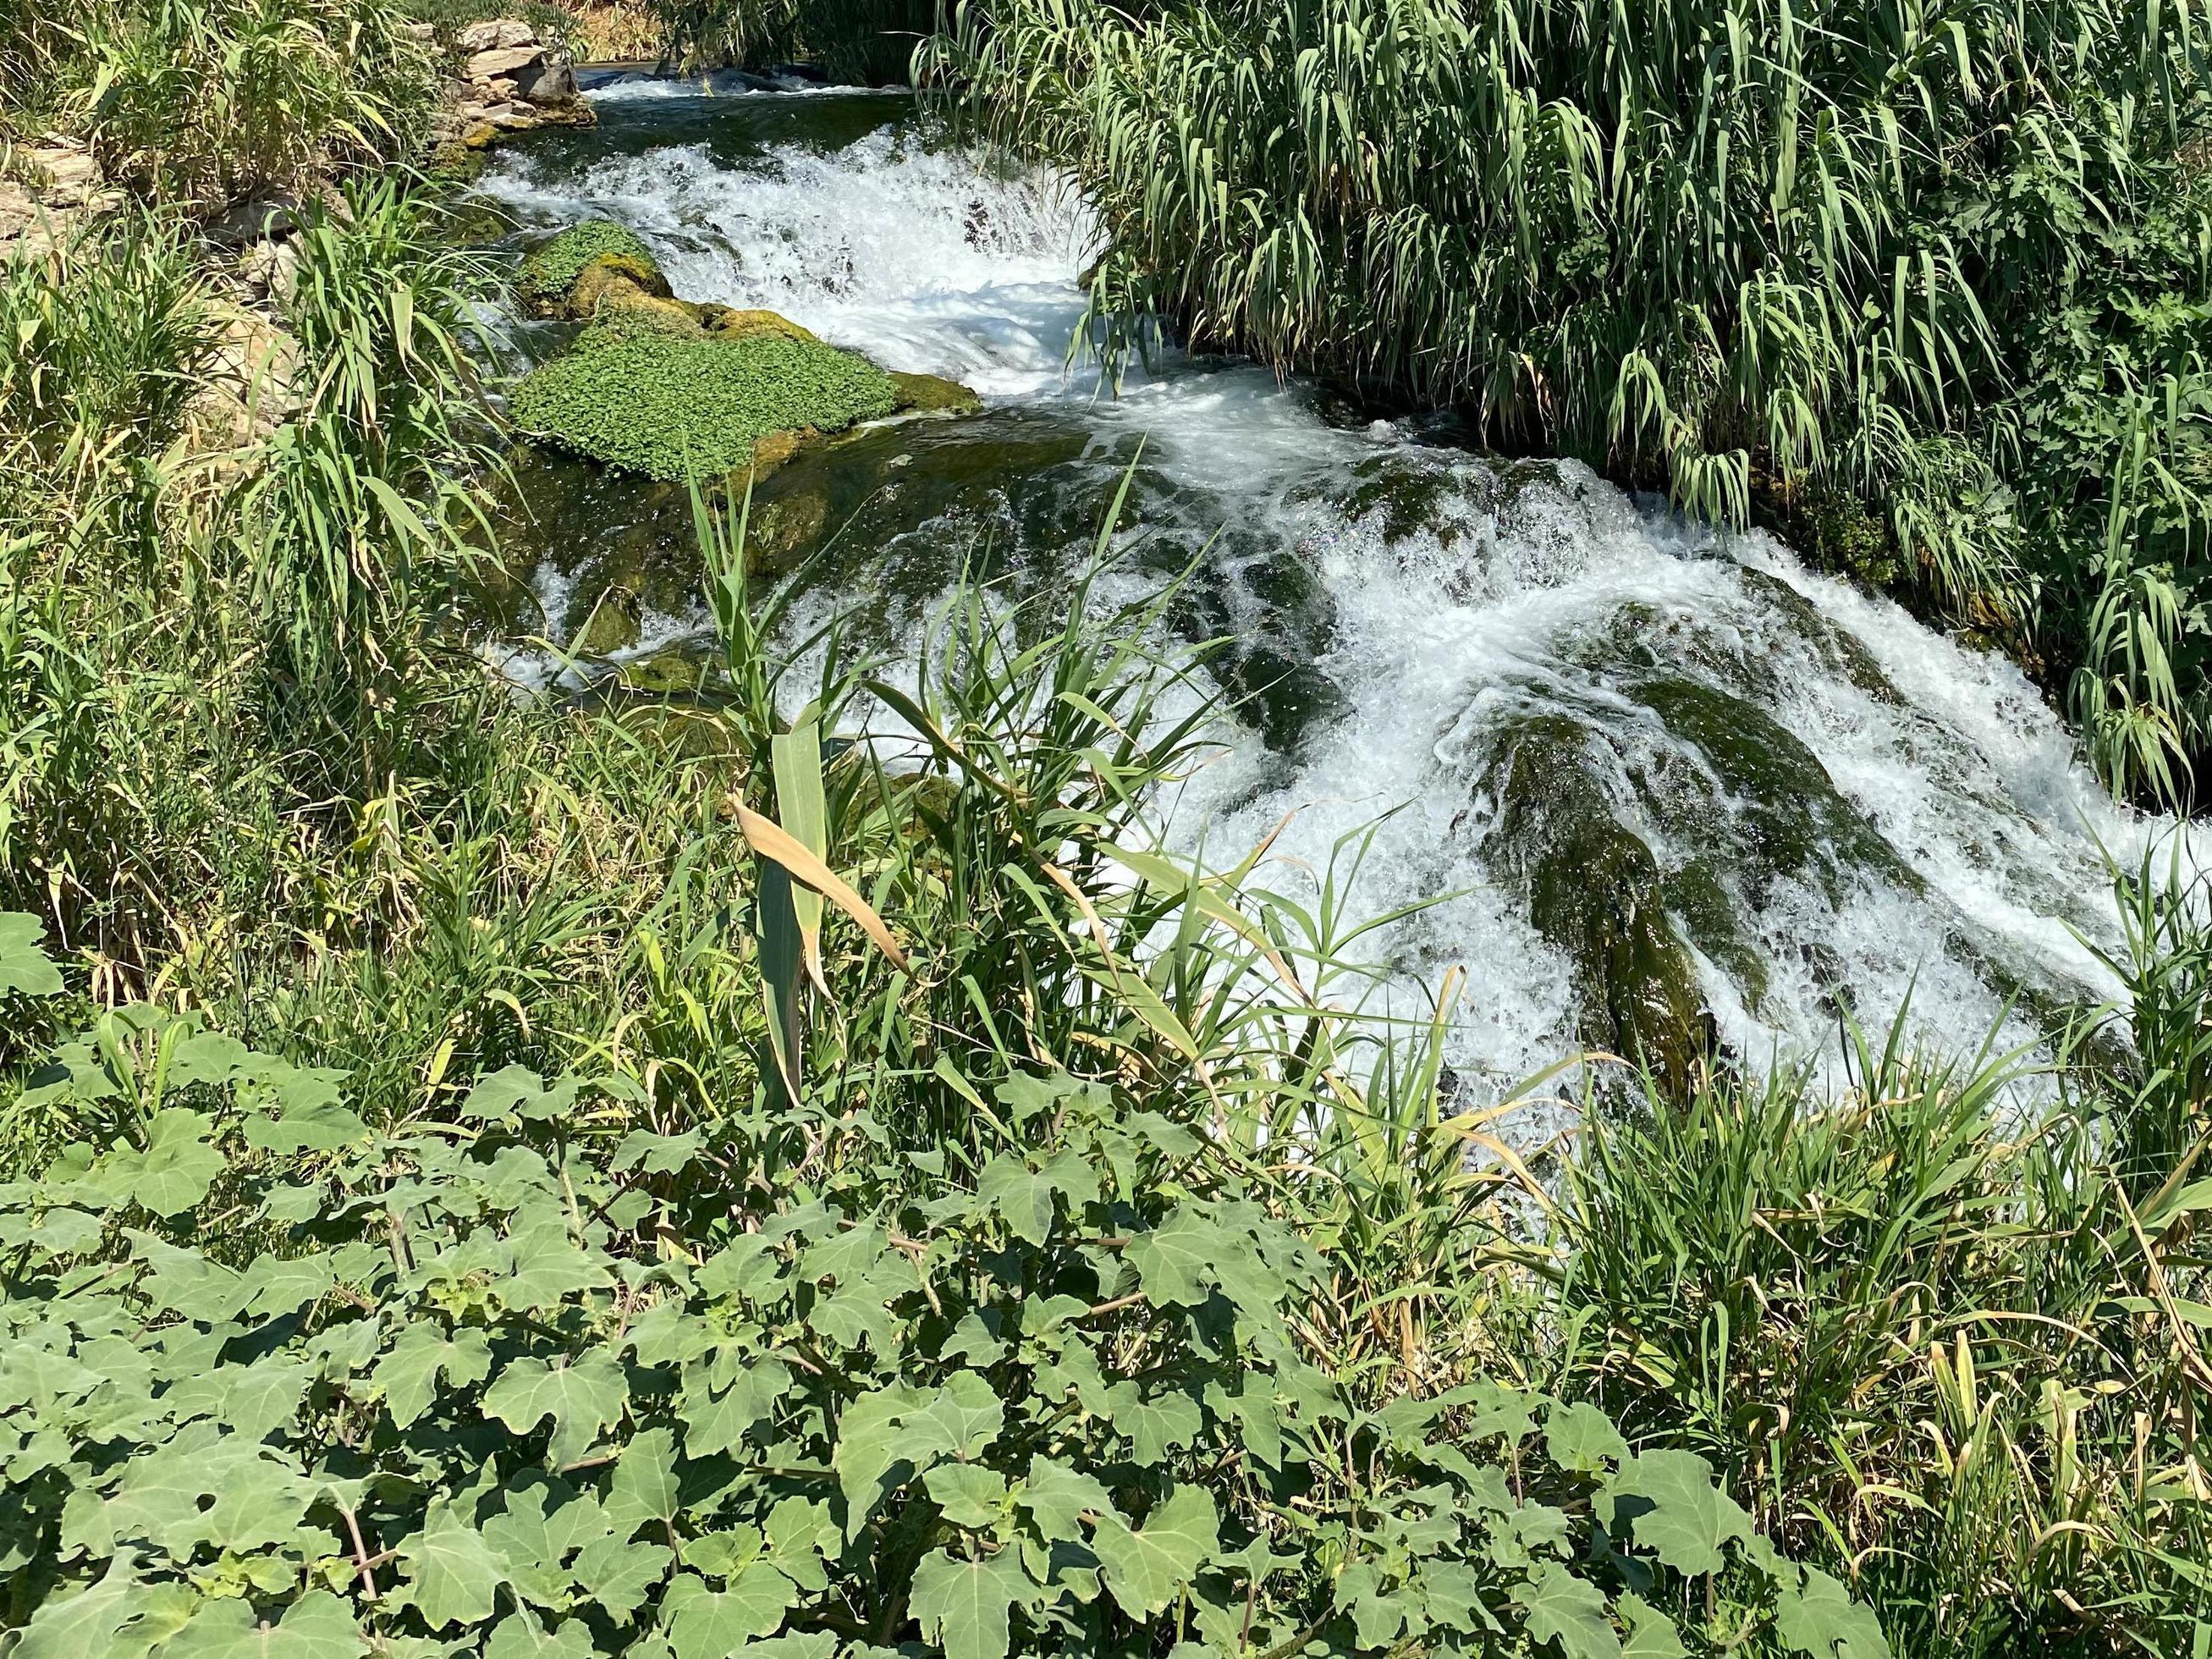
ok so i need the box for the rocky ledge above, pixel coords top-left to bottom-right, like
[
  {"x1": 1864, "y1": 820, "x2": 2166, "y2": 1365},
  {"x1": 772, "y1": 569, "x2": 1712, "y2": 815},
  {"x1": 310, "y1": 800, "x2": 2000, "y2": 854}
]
[
  {"x1": 507, "y1": 220, "x2": 982, "y2": 484},
  {"x1": 428, "y1": 19, "x2": 595, "y2": 153}
]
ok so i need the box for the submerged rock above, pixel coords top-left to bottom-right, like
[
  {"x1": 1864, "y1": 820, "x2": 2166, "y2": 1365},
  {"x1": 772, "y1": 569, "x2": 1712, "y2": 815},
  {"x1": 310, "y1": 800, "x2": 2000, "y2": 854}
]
[
  {"x1": 1475, "y1": 713, "x2": 1720, "y2": 1094},
  {"x1": 888, "y1": 371, "x2": 984, "y2": 416}
]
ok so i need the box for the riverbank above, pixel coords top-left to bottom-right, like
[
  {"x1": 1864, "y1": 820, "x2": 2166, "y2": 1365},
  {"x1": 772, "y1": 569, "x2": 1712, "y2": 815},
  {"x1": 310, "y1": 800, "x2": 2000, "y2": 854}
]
[{"x1": 0, "y1": 8, "x2": 2207, "y2": 1656}]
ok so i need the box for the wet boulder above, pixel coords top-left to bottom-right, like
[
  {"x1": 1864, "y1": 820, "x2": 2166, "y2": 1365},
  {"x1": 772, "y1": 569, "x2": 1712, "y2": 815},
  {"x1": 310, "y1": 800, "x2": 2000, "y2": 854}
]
[
  {"x1": 517, "y1": 219, "x2": 672, "y2": 320},
  {"x1": 1476, "y1": 712, "x2": 1720, "y2": 1095}
]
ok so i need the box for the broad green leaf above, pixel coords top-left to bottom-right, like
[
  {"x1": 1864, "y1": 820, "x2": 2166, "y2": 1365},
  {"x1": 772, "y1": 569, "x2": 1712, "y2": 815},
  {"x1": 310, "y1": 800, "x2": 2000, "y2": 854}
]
[
  {"x1": 1105, "y1": 1381, "x2": 1200, "y2": 1466},
  {"x1": 608, "y1": 1427, "x2": 680, "y2": 1527},
  {"x1": 399, "y1": 1497, "x2": 507, "y2": 1629},
  {"x1": 1516, "y1": 1563, "x2": 1620, "y2": 1659},
  {"x1": 164, "y1": 1591, "x2": 369, "y2": 1659},
  {"x1": 0, "y1": 912, "x2": 63, "y2": 996},
  {"x1": 375, "y1": 1324, "x2": 494, "y2": 1429},
  {"x1": 1017, "y1": 1455, "x2": 1114, "y2": 1539},
  {"x1": 1545, "y1": 1402, "x2": 1628, "y2": 1474},
  {"x1": 1607, "y1": 1451, "x2": 1753, "y2": 1577},
  {"x1": 1774, "y1": 1568, "x2": 1892, "y2": 1659},
  {"x1": 483, "y1": 1351, "x2": 630, "y2": 1466},
  {"x1": 662, "y1": 1564, "x2": 796, "y2": 1656},
  {"x1": 911, "y1": 1548, "x2": 1037, "y2": 1659},
  {"x1": 486, "y1": 1612, "x2": 593, "y2": 1659},
  {"x1": 1090, "y1": 1485, "x2": 1219, "y2": 1618},
  {"x1": 927, "y1": 1463, "x2": 1010, "y2": 1529},
  {"x1": 1126, "y1": 1204, "x2": 1216, "y2": 1307}
]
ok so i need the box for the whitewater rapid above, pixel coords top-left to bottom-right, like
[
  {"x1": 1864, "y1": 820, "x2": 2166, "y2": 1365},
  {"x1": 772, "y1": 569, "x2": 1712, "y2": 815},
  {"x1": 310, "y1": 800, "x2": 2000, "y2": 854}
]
[{"x1": 476, "y1": 91, "x2": 2190, "y2": 1111}]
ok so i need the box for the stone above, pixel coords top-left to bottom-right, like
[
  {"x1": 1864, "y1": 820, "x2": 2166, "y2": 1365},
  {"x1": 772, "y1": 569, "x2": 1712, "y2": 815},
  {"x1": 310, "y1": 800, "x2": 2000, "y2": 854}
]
[
  {"x1": 702, "y1": 306, "x2": 820, "y2": 344},
  {"x1": 187, "y1": 305, "x2": 301, "y2": 452},
  {"x1": 465, "y1": 43, "x2": 547, "y2": 85},
  {"x1": 454, "y1": 18, "x2": 537, "y2": 51},
  {"x1": 889, "y1": 371, "x2": 982, "y2": 416},
  {"x1": 238, "y1": 236, "x2": 300, "y2": 300}
]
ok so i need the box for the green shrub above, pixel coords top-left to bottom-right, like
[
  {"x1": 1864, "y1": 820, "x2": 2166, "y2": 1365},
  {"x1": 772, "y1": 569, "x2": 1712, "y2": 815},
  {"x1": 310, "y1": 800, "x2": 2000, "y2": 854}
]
[
  {"x1": 403, "y1": 0, "x2": 584, "y2": 55},
  {"x1": 509, "y1": 326, "x2": 897, "y2": 479},
  {"x1": 67, "y1": 0, "x2": 439, "y2": 208},
  {"x1": 516, "y1": 218, "x2": 662, "y2": 307},
  {"x1": 0, "y1": 914, "x2": 1881, "y2": 1657},
  {"x1": 1549, "y1": 1004, "x2": 2212, "y2": 1655}
]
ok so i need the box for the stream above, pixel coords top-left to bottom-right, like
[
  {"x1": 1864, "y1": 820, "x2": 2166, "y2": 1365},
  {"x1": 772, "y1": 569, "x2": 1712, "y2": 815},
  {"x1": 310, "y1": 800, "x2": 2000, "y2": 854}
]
[{"x1": 470, "y1": 81, "x2": 2187, "y2": 1110}]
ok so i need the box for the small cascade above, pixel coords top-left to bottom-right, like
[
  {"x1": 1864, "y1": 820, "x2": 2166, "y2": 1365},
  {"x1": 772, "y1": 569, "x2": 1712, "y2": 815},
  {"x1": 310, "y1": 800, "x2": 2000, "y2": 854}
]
[{"x1": 473, "y1": 87, "x2": 2187, "y2": 1112}]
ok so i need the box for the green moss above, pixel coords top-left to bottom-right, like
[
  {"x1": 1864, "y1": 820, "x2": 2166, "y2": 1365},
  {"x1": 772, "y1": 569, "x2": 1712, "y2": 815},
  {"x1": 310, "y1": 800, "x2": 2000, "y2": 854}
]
[
  {"x1": 509, "y1": 326, "x2": 900, "y2": 482},
  {"x1": 889, "y1": 370, "x2": 983, "y2": 415},
  {"x1": 516, "y1": 220, "x2": 661, "y2": 309}
]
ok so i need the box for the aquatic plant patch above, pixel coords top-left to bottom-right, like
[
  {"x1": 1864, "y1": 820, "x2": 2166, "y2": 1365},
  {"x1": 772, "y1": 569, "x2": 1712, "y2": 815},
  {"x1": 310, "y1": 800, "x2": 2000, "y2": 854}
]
[
  {"x1": 509, "y1": 324, "x2": 898, "y2": 479},
  {"x1": 515, "y1": 217, "x2": 661, "y2": 308}
]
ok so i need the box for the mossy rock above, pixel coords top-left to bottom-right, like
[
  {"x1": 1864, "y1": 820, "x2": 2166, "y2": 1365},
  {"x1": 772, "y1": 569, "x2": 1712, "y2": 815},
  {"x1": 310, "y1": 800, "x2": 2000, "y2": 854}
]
[
  {"x1": 582, "y1": 273, "x2": 702, "y2": 338},
  {"x1": 1477, "y1": 712, "x2": 1720, "y2": 1097},
  {"x1": 702, "y1": 306, "x2": 821, "y2": 344},
  {"x1": 621, "y1": 646, "x2": 707, "y2": 697},
  {"x1": 509, "y1": 322, "x2": 900, "y2": 483},
  {"x1": 572, "y1": 581, "x2": 642, "y2": 656},
  {"x1": 889, "y1": 371, "x2": 982, "y2": 416},
  {"x1": 517, "y1": 219, "x2": 667, "y2": 317}
]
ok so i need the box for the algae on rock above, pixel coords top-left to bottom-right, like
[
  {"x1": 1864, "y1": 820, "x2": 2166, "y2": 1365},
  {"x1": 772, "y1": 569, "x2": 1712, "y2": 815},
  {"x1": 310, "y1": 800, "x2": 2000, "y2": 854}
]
[
  {"x1": 517, "y1": 218, "x2": 667, "y2": 316},
  {"x1": 509, "y1": 323, "x2": 901, "y2": 482},
  {"x1": 506, "y1": 216, "x2": 982, "y2": 485}
]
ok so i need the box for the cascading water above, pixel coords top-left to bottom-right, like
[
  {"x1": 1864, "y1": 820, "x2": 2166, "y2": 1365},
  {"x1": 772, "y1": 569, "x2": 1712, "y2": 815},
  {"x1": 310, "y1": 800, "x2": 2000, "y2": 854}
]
[{"x1": 474, "y1": 85, "x2": 2190, "y2": 1111}]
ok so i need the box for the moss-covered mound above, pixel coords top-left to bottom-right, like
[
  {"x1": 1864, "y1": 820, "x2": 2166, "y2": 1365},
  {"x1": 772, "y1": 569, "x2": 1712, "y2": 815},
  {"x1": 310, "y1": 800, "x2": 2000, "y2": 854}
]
[
  {"x1": 508, "y1": 324, "x2": 900, "y2": 482},
  {"x1": 516, "y1": 219, "x2": 663, "y2": 313}
]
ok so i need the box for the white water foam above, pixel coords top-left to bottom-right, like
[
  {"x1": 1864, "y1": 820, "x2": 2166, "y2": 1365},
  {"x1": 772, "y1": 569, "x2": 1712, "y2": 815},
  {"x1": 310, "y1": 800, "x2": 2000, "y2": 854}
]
[
  {"x1": 476, "y1": 105, "x2": 2198, "y2": 1111},
  {"x1": 478, "y1": 128, "x2": 1101, "y2": 396}
]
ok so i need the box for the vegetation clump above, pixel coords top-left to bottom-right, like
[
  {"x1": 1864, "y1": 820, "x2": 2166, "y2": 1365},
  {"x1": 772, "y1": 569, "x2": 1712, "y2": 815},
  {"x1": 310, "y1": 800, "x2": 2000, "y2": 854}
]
[
  {"x1": 509, "y1": 320, "x2": 900, "y2": 479},
  {"x1": 516, "y1": 217, "x2": 665, "y2": 313},
  {"x1": 928, "y1": 0, "x2": 2212, "y2": 808}
]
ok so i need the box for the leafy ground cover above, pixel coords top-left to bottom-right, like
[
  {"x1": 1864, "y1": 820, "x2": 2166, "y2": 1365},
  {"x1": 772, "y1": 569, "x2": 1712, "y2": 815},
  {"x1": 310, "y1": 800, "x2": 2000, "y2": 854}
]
[{"x1": 509, "y1": 323, "x2": 900, "y2": 478}]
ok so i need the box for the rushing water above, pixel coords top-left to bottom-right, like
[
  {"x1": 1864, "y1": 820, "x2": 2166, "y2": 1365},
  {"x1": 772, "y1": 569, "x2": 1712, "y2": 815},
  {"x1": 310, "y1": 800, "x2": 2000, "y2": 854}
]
[{"x1": 472, "y1": 85, "x2": 2187, "y2": 1110}]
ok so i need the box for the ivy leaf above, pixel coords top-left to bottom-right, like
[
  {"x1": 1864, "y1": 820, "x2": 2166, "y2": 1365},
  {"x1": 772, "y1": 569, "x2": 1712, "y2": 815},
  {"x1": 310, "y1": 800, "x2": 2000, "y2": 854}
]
[
  {"x1": 483, "y1": 1351, "x2": 630, "y2": 1466},
  {"x1": 1774, "y1": 1568, "x2": 1893, "y2": 1659},
  {"x1": 399, "y1": 1497, "x2": 508, "y2": 1629},
  {"x1": 164, "y1": 1590, "x2": 369, "y2": 1659},
  {"x1": 375, "y1": 1324, "x2": 494, "y2": 1429},
  {"x1": 1545, "y1": 1402, "x2": 1628, "y2": 1474},
  {"x1": 1516, "y1": 1563, "x2": 1621, "y2": 1659},
  {"x1": 0, "y1": 912, "x2": 63, "y2": 995},
  {"x1": 1090, "y1": 1485, "x2": 1219, "y2": 1617},
  {"x1": 1606, "y1": 1451, "x2": 1753, "y2": 1576},
  {"x1": 911, "y1": 1547, "x2": 1037, "y2": 1659}
]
